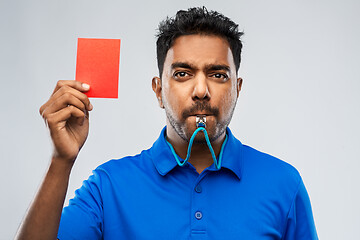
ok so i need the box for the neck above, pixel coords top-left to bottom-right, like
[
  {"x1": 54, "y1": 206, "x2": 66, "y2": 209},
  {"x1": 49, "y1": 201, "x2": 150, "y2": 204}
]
[{"x1": 166, "y1": 124, "x2": 226, "y2": 174}]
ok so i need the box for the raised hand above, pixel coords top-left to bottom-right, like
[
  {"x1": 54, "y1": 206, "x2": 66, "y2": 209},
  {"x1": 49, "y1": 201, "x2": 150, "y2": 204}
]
[
  {"x1": 39, "y1": 80, "x2": 93, "y2": 164},
  {"x1": 15, "y1": 80, "x2": 93, "y2": 240}
]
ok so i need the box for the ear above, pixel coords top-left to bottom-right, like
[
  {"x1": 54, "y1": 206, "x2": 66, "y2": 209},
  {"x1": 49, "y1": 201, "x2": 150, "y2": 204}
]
[
  {"x1": 236, "y1": 77, "x2": 243, "y2": 98},
  {"x1": 152, "y1": 77, "x2": 164, "y2": 108}
]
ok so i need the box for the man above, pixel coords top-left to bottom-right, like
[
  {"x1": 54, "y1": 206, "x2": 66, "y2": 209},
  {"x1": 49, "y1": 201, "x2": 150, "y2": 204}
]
[{"x1": 16, "y1": 7, "x2": 318, "y2": 239}]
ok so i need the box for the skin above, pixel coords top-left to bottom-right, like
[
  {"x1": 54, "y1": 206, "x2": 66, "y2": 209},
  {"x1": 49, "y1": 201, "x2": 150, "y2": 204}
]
[
  {"x1": 153, "y1": 34, "x2": 242, "y2": 173},
  {"x1": 16, "y1": 34, "x2": 242, "y2": 239},
  {"x1": 15, "y1": 81, "x2": 93, "y2": 239}
]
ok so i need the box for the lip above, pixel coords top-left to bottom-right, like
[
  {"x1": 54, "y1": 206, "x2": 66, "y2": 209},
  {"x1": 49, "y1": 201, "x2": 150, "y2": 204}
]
[
  {"x1": 187, "y1": 114, "x2": 215, "y2": 120},
  {"x1": 189, "y1": 113, "x2": 213, "y2": 116}
]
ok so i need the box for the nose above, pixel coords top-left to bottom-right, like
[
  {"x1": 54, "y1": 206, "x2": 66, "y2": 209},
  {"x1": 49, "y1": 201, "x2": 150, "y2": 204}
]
[{"x1": 191, "y1": 73, "x2": 211, "y2": 101}]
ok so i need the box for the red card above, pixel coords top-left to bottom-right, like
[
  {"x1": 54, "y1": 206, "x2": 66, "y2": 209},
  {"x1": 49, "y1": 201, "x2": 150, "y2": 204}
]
[{"x1": 76, "y1": 38, "x2": 121, "y2": 98}]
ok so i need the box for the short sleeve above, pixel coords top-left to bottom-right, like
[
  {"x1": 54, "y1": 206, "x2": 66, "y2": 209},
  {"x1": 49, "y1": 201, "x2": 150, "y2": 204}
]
[
  {"x1": 57, "y1": 170, "x2": 104, "y2": 240},
  {"x1": 283, "y1": 179, "x2": 318, "y2": 240}
]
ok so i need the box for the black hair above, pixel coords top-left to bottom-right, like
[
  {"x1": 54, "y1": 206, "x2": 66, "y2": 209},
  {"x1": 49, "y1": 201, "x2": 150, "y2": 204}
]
[{"x1": 156, "y1": 6, "x2": 244, "y2": 78}]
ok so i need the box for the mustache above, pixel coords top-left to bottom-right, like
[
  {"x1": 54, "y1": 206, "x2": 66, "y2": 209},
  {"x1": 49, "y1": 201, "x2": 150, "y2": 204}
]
[{"x1": 181, "y1": 101, "x2": 219, "y2": 119}]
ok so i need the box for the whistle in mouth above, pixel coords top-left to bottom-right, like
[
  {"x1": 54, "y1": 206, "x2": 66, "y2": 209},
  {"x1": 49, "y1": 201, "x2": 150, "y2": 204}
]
[{"x1": 196, "y1": 115, "x2": 206, "y2": 128}]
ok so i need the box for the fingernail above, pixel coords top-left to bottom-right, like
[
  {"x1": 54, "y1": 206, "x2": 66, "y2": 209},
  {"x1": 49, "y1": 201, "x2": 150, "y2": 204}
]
[
  {"x1": 82, "y1": 83, "x2": 90, "y2": 90},
  {"x1": 89, "y1": 103, "x2": 93, "y2": 110}
]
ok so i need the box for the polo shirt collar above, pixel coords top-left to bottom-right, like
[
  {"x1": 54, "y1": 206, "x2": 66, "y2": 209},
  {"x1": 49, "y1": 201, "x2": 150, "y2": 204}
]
[{"x1": 150, "y1": 126, "x2": 243, "y2": 180}]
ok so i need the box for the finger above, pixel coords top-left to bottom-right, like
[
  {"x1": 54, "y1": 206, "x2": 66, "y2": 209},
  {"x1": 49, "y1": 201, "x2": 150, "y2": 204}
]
[
  {"x1": 42, "y1": 80, "x2": 91, "y2": 113},
  {"x1": 40, "y1": 85, "x2": 93, "y2": 116},
  {"x1": 45, "y1": 93, "x2": 87, "y2": 117},
  {"x1": 54, "y1": 85, "x2": 92, "y2": 111},
  {"x1": 78, "y1": 109, "x2": 90, "y2": 126},
  {"x1": 46, "y1": 105, "x2": 87, "y2": 129},
  {"x1": 52, "y1": 80, "x2": 90, "y2": 95}
]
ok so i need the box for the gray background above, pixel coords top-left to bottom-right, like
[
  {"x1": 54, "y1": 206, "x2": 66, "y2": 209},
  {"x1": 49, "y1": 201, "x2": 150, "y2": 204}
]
[{"x1": 1, "y1": 0, "x2": 359, "y2": 239}]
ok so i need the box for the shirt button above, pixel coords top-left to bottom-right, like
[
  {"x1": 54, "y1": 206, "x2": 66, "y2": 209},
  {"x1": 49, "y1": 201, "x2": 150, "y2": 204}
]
[
  {"x1": 195, "y1": 211, "x2": 203, "y2": 220},
  {"x1": 195, "y1": 185, "x2": 202, "y2": 193}
]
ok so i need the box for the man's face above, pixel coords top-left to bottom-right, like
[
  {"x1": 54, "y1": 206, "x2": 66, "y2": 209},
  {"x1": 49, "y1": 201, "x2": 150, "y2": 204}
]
[{"x1": 153, "y1": 34, "x2": 242, "y2": 143}]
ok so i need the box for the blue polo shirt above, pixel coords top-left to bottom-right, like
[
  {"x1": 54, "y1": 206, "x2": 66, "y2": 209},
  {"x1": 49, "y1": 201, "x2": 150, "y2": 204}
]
[{"x1": 58, "y1": 127, "x2": 318, "y2": 239}]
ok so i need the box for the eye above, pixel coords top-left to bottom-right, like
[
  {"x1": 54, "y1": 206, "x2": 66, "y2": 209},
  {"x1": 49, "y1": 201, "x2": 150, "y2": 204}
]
[
  {"x1": 175, "y1": 72, "x2": 187, "y2": 77},
  {"x1": 173, "y1": 71, "x2": 192, "y2": 81},
  {"x1": 210, "y1": 73, "x2": 229, "y2": 81}
]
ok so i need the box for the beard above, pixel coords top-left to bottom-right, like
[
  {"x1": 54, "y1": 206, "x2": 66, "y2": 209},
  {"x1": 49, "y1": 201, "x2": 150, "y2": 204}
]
[{"x1": 163, "y1": 100, "x2": 236, "y2": 143}]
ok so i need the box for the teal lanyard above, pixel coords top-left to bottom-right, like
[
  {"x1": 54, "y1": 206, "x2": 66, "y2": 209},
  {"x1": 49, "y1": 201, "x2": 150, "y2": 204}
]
[{"x1": 166, "y1": 127, "x2": 228, "y2": 170}]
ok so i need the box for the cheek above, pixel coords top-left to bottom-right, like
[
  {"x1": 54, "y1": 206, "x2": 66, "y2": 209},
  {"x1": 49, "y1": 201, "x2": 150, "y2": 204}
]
[
  {"x1": 217, "y1": 86, "x2": 237, "y2": 115},
  {"x1": 162, "y1": 83, "x2": 189, "y2": 115}
]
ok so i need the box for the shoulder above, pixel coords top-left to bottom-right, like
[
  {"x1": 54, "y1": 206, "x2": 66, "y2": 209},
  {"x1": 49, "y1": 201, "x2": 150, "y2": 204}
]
[
  {"x1": 95, "y1": 148, "x2": 154, "y2": 176},
  {"x1": 241, "y1": 144, "x2": 302, "y2": 189},
  {"x1": 81, "y1": 148, "x2": 155, "y2": 188}
]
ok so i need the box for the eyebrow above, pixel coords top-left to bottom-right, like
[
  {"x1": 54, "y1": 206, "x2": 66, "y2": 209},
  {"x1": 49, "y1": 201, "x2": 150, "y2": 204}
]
[
  {"x1": 171, "y1": 62, "x2": 231, "y2": 73},
  {"x1": 171, "y1": 62, "x2": 196, "y2": 70},
  {"x1": 205, "y1": 64, "x2": 230, "y2": 73}
]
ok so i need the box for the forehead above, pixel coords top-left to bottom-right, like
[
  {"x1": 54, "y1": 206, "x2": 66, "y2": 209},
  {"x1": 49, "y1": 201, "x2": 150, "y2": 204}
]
[{"x1": 164, "y1": 34, "x2": 235, "y2": 70}]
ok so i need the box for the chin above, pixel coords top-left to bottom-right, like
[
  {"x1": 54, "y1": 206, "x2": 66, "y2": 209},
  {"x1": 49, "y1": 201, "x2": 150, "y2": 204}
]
[{"x1": 184, "y1": 121, "x2": 220, "y2": 142}]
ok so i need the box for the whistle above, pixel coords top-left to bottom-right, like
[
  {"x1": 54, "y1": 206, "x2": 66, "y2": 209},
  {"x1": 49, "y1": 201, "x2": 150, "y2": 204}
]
[{"x1": 196, "y1": 115, "x2": 206, "y2": 128}]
